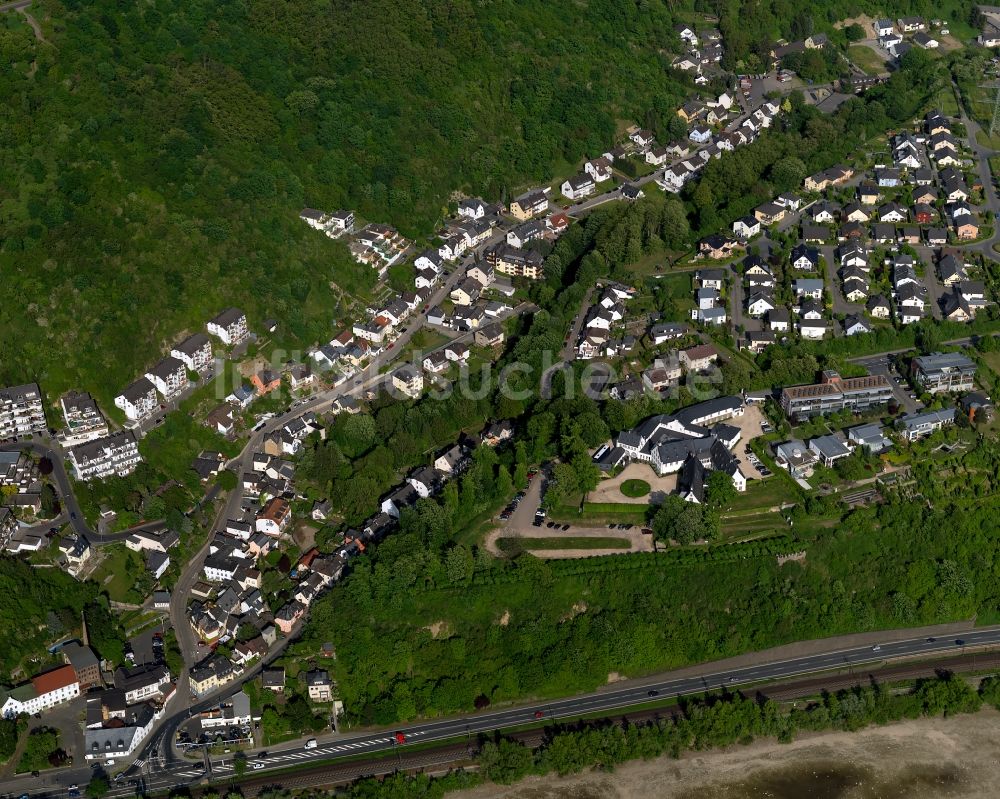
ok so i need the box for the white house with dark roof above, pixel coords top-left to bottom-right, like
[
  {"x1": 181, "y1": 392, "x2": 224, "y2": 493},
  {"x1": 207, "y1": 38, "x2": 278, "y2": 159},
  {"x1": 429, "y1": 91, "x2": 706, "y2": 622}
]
[
  {"x1": 561, "y1": 174, "x2": 596, "y2": 201},
  {"x1": 206, "y1": 308, "x2": 248, "y2": 346},
  {"x1": 145, "y1": 356, "x2": 189, "y2": 398},
  {"x1": 171, "y1": 333, "x2": 213, "y2": 374},
  {"x1": 115, "y1": 378, "x2": 158, "y2": 422}
]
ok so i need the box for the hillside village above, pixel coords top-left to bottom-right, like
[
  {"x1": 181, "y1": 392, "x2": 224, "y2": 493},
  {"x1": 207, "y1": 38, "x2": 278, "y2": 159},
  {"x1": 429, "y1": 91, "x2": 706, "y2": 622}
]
[{"x1": 5, "y1": 5, "x2": 1000, "y2": 790}]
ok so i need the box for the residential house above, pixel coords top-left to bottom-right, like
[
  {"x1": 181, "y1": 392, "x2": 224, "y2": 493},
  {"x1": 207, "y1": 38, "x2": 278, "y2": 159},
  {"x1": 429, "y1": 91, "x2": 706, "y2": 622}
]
[
  {"x1": 507, "y1": 219, "x2": 546, "y2": 248},
  {"x1": 256, "y1": 497, "x2": 291, "y2": 537},
  {"x1": 898, "y1": 408, "x2": 956, "y2": 440},
  {"x1": 791, "y1": 244, "x2": 819, "y2": 271},
  {"x1": 875, "y1": 168, "x2": 901, "y2": 187},
  {"x1": 955, "y1": 219, "x2": 979, "y2": 240},
  {"x1": 392, "y1": 365, "x2": 423, "y2": 399},
  {"x1": 698, "y1": 234, "x2": 741, "y2": 260},
  {"x1": 561, "y1": 174, "x2": 596, "y2": 201},
  {"x1": 679, "y1": 344, "x2": 718, "y2": 372},
  {"x1": 733, "y1": 215, "x2": 761, "y2": 238},
  {"x1": 793, "y1": 279, "x2": 824, "y2": 300},
  {"x1": 584, "y1": 157, "x2": 613, "y2": 183},
  {"x1": 768, "y1": 308, "x2": 791, "y2": 332},
  {"x1": 743, "y1": 330, "x2": 776, "y2": 353},
  {"x1": 848, "y1": 423, "x2": 892, "y2": 453},
  {"x1": 747, "y1": 291, "x2": 776, "y2": 317},
  {"x1": 844, "y1": 203, "x2": 871, "y2": 223},
  {"x1": 509, "y1": 189, "x2": 548, "y2": 220},
  {"x1": 306, "y1": 670, "x2": 333, "y2": 703},
  {"x1": 878, "y1": 202, "x2": 907, "y2": 223},
  {"x1": 844, "y1": 314, "x2": 872, "y2": 336},
  {"x1": 773, "y1": 440, "x2": 819, "y2": 478},
  {"x1": 251, "y1": 370, "x2": 281, "y2": 396},
  {"x1": 867, "y1": 294, "x2": 891, "y2": 319},
  {"x1": 799, "y1": 319, "x2": 831, "y2": 339},
  {"x1": 809, "y1": 434, "x2": 852, "y2": 467},
  {"x1": 754, "y1": 202, "x2": 786, "y2": 226},
  {"x1": 474, "y1": 323, "x2": 505, "y2": 348},
  {"x1": 649, "y1": 323, "x2": 687, "y2": 345}
]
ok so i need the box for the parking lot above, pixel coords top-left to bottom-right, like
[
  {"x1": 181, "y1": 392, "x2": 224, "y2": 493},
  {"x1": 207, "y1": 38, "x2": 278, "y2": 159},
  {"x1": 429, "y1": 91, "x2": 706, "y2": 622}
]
[{"x1": 852, "y1": 354, "x2": 923, "y2": 413}]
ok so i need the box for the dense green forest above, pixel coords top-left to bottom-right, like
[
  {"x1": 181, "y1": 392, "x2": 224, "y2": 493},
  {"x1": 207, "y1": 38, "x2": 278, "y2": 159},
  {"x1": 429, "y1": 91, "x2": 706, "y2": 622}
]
[
  {"x1": 2, "y1": 0, "x2": 977, "y2": 400},
  {"x1": 0, "y1": 0, "x2": 700, "y2": 399},
  {"x1": 0, "y1": 556, "x2": 123, "y2": 680}
]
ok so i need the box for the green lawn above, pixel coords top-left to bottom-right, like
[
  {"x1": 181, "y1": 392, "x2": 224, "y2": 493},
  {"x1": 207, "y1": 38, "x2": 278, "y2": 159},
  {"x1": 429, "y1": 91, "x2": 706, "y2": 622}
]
[
  {"x1": 90, "y1": 545, "x2": 152, "y2": 604},
  {"x1": 848, "y1": 45, "x2": 887, "y2": 76},
  {"x1": 497, "y1": 537, "x2": 632, "y2": 552},
  {"x1": 981, "y1": 351, "x2": 1000, "y2": 378},
  {"x1": 619, "y1": 479, "x2": 651, "y2": 498},
  {"x1": 394, "y1": 329, "x2": 450, "y2": 365},
  {"x1": 547, "y1": 501, "x2": 649, "y2": 525}
]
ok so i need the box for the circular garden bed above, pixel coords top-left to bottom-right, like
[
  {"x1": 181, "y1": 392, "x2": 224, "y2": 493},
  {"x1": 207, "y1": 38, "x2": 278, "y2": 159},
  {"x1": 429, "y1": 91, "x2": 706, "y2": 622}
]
[{"x1": 619, "y1": 478, "x2": 651, "y2": 498}]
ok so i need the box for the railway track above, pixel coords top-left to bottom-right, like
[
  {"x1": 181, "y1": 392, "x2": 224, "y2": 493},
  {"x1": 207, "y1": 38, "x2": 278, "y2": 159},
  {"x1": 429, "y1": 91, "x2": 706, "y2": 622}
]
[{"x1": 187, "y1": 649, "x2": 1000, "y2": 797}]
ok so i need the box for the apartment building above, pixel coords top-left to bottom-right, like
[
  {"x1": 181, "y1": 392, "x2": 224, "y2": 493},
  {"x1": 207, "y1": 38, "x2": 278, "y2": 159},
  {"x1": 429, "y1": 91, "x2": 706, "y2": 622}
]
[
  {"x1": 59, "y1": 391, "x2": 108, "y2": 446},
  {"x1": 115, "y1": 377, "x2": 158, "y2": 422},
  {"x1": 69, "y1": 431, "x2": 142, "y2": 480},
  {"x1": 780, "y1": 370, "x2": 893, "y2": 420},
  {"x1": 0, "y1": 383, "x2": 47, "y2": 439},
  {"x1": 206, "y1": 308, "x2": 249, "y2": 346},
  {"x1": 489, "y1": 244, "x2": 544, "y2": 280},
  {"x1": 170, "y1": 333, "x2": 213, "y2": 373},
  {"x1": 509, "y1": 189, "x2": 548, "y2": 220},
  {"x1": 145, "y1": 356, "x2": 189, "y2": 398},
  {"x1": 911, "y1": 352, "x2": 977, "y2": 394}
]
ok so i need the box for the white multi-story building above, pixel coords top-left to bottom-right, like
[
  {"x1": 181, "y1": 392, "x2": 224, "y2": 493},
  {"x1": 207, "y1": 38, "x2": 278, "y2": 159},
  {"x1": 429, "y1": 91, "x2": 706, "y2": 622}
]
[
  {"x1": 206, "y1": 308, "x2": 248, "y2": 346},
  {"x1": 59, "y1": 391, "x2": 108, "y2": 447},
  {"x1": 0, "y1": 666, "x2": 80, "y2": 718},
  {"x1": 69, "y1": 431, "x2": 142, "y2": 480},
  {"x1": 170, "y1": 333, "x2": 213, "y2": 373},
  {"x1": 145, "y1": 356, "x2": 189, "y2": 398},
  {"x1": 0, "y1": 383, "x2": 47, "y2": 439},
  {"x1": 115, "y1": 377, "x2": 158, "y2": 422}
]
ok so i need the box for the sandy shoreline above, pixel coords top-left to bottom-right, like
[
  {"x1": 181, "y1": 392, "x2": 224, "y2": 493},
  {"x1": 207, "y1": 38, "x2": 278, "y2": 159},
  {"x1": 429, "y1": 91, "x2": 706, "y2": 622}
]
[{"x1": 451, "y1": 707, "x2": 1000, "y2": 799}]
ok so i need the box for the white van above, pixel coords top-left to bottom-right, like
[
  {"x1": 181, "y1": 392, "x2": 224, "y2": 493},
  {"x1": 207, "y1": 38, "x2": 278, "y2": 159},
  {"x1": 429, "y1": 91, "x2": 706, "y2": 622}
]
[{"x1": 304, "y1": 738, "x2": 318, "y2": 750}]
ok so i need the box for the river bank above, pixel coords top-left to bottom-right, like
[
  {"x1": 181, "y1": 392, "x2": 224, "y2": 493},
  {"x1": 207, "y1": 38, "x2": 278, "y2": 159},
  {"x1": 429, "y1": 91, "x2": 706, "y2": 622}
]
[{"x1": 451, "y1": 706, "x2": 1000, "y2": 799}]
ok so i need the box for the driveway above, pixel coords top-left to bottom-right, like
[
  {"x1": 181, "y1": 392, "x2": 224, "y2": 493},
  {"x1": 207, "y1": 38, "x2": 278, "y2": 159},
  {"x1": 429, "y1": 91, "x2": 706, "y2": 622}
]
[
  {"x1": 819, "y1": 244, "x2": 862, "y2": 317},
  {"x1": 851, "y1": 354, "x2": 920, "y2": 413},
  {"x1": 589, "y1": 462, "x2": 677, "y2": 504},
  {"x1": 729, "y1": 404, "x2": 769, "y2": 480},
  {"x1": 915, "y1": 244, "x2": 945, "y2": 318}
]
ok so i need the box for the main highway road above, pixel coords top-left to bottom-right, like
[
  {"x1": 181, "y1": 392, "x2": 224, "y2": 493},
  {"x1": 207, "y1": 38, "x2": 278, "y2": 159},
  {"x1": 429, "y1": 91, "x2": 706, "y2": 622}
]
[{"x1": 57, "y1": 625, "x2": 998, "y2": 798}]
